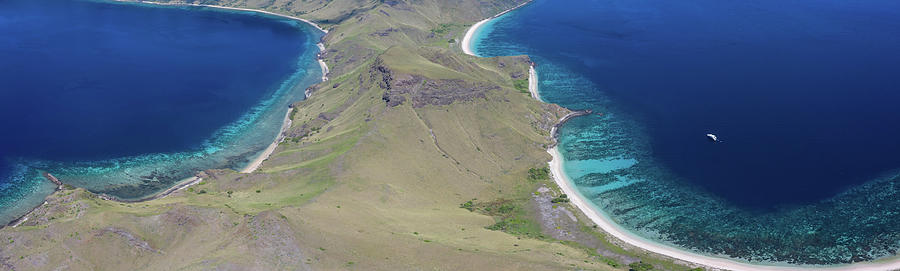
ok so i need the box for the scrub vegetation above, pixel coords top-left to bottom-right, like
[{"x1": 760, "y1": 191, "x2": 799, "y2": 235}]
[
  {"x1": 513, "y1": 78, "x2": 530, "y2": 93},
  {"x1": 0, "y1": 0, "x2": 698, "y2": 270}
]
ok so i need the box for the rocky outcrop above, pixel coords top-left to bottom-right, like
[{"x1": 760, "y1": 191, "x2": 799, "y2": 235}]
[
  {"x1": 375, "y1": 64, "x2": 500, "y2": 108},
  {"x1": 10, "y1": 187, "x2": 90, "y2": 228},
  {"x1": 248, "y1": 212, "x2": 310, "y2": 270},
  {"x1": 94, "y1": 227, "x2": 162, "y2": 254},
  {"x1": 551, "y1": 109, "x2": 592, "y2": 140},
  {"x1": 370, "y1": 27, "x2": 399, "y2": 37},
  {"x1": 412, "y1": 79, "x2": 495, "y2": 108},
  {"x1": 370, "y1": 58, "x2": 393, "y2": 90},
  {"x1": 42, "y1": 173, "x2": 62, "y2": 187},
  {"x1": 370, "y1": 58, "x2": 406, "y2": 107}
]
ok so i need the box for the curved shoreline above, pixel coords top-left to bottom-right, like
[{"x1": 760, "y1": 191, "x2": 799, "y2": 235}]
[
  {"x1": 112, "y1": 1, "x2": 329, "y2": 175},
  {"x1": 97, "y1": 176, "x2": 203, "y2": 203},
  {"x1": 548, "y1": 147, "x2": 900, "y2": 271},
  {"x1": 461, "y1": 0, "x2": 533, "y2": 56},
  {"x1": 115, "y1": 0, "x2": 328, "y2": 33},
  {"x1": 240, "y1": 108, "x2": 293, "y2": 173},
  {"x1": 466, "y1": 2, "x2": 900, "y2": 270},
  {"x1": 4, "y1": 2, "x2": 329, "y2": 226},
  {"x1": 461, "y1": 18, "x2": 487, "y2": 56}
]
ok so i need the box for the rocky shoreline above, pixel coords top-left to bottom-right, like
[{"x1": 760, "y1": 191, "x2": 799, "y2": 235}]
[
  {"x1": 3, "y1": 172, "x2": 206, "y2": 229},
  {"x1": 95, "y1": 176, "x2": 204, "y2": 203},
  {"x1": 4, "y1": 173, "x2": 66, "y2": 228},
  {"x1": 549, "y1": 109, "x2": 592, "y2": 145}
]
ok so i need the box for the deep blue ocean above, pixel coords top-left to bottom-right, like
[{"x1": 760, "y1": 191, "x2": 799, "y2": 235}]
[
  {"x1": 0, "y1": 0, "x2": 321, "y2": 224},
  {"x1": 474, "y1": 0, "x2": 900, "y2": 265}
]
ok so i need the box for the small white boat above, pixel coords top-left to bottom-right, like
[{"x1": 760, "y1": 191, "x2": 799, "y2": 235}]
[{"x1": 706, "y1": 133, "x2": 719, "y2": 142}]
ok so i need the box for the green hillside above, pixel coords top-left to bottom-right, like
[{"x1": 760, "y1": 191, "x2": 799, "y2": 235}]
[{"x1": 0, "y1": 1, "x2": 697, "y2": 270}]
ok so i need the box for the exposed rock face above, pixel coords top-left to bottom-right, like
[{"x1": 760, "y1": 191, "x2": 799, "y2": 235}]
[
  {"x1": 375, "y1": 65, "x2": 499, "y2": 108},
  {"x1": 370, "y1": 58, "x2": 393, "y2": 91},
  {"x1": 411, "y1": 79, "x2": 495, "y2": 108},
  {"x1": 247, "y1": 212, "x2": 310, "y2": 270},
  {"x1": 94, "y1": 227, "x2": 162, "y2": 254},
  {"x1": 382, "y1": 93, "x2": 406, "y2": 107},
  {"x1": 531, "y1": 186, "x2": 640, "y2": 266},
  {"x1": 527, "y1": 103, "x2": 571, "y2": 139},
  {"x1": 382, "y1": 73, "x2": 414, "y2": 107},
  {"x1": 0, "y1": 0, "x2": 640, "y2": 270},
  {"x1": 370, "y1": 58, "x2": 405, "y2": 107},
  {"x1": 370, "y1": 27, "x2": 399, "y2": 37}
]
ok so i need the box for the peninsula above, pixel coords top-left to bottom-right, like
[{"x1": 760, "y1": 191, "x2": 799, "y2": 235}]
[{"x1": 3, "y1": 0, "x2": 897, "y2": 270}]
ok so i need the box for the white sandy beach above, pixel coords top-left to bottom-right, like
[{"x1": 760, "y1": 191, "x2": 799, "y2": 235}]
[
  {"x1": 205, "y1": 5, "x2": 327, "y2": 33},
  {"x1": 461, "y1": 18, "x2": 488, "y2": 56},
  {"x1": 317, "y1": 43, "x2": 330, "y2": 82},
  {"x1": 116, "y1": 1, "x2": 329, "y2": 175},
  {"x1": 549, "y1": 147, "x2": 900, "y2": 271},
  {"x1": 461, "y1": 1, "x2": 900, "y2": 270},
  {"x1": 153, "y1": 176, "x2": 203, "y2": 199},
  {"x1": 528, "y1": 65, "x2": 542, "y2": 102},
  {"x1": 85, "y1": 1, "x2": 900, "y2": 270},
  {"x1": 461, "y1": 0, "x2": 533, "y2": 56},
  {"x1": 241, "y1": 108, "x2": 293, "y2": 173},
  {"x1": 115, "y1": 1, "x2": 329, "y2": 174},
  {"x1": 98, "y1": 176, "x2": 202, "y2": 202},
  {"x1": 119, "y1": 1, "x2": 328, "y2": 33},
  {"x1": 176, "y1": 4, "x2": 325, "y2": 174}
]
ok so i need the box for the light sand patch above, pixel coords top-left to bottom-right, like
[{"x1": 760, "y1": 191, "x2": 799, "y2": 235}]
[
  {"x1": 461, "y1": 0, "x2": 534, "y2": 56},
  {"x1": 241, "y1": 108, "x2": 293, "y2": 173},
  {"x1": 117, "y1": 1, "x2": 327, "y2": 33},
  {"x1": 549, "y1": 146, "x2": 900, "y2": 271}
]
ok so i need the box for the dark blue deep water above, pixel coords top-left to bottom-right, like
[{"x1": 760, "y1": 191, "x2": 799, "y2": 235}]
[
  {"x1": 0, "y1": 0, "x2": 321, "y2": 224},
  {"x1": 474, "y1": 0, "x2": 900, "y2": 265}
]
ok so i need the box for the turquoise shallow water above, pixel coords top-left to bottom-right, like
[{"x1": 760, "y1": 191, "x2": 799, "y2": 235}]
[
  {"x1": 474, "y1": 0, "x2": 900, "y2": 265},
  {"x1": 0, "y1": 0, "x2": 322, "y2": 225}
]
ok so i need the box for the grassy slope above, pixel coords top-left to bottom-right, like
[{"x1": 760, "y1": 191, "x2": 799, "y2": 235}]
[{"x1": 0, "y1": 1, "x2": 695, "y2": 270}]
